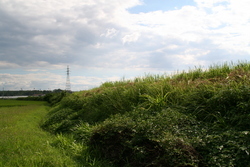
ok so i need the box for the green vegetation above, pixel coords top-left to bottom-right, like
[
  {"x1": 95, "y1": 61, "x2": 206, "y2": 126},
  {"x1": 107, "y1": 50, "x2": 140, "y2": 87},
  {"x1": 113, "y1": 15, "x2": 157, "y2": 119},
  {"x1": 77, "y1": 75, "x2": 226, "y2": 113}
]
[
  {"x1": 1, "y1": 90, "x2": 52, "y2": 96},
  {"x1": 3, "y1": 61, "x2": 250, "y2": 166},
  {"x1": 0, "y1": 100, "x2": 78, "y2": 167},
  {"x1": 41, "y1": 61, "x2": 250, "y2": 166},
  {"x1": 0, "y1": 99, "x2": 44, "y2": 107},
  {"x1": 1, "y1": 89, "x2": 64, "y2": 97}
]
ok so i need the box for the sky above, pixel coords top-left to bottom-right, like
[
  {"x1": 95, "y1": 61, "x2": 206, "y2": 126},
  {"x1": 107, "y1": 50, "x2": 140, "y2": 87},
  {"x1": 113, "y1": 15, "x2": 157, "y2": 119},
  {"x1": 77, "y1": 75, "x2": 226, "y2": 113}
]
[{"x1": 0, "y1": 0, "x2": 250, "y2": 91}]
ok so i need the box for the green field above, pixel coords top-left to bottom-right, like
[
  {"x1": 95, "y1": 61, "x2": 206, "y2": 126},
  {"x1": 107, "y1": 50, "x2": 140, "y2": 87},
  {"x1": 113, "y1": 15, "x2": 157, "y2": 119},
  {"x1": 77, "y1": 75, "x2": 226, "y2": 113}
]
[
  {"x1": 0, "y1": 100, "x2": 78, "y2": 167},
  {"x1": 0, "y1": 100, "x2": 43, "y2": 107}
]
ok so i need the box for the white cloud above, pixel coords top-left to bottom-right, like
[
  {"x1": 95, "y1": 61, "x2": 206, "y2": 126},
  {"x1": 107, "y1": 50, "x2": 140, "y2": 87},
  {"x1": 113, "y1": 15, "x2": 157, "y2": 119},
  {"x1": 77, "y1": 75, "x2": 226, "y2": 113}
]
[
  {"x1": 0, "y1": 0, "x2": 250, "y2": 90},
  {"x1": 0, "y1": 72, "x2": 63, "y2": 90},
  {"x1": 101, "y1": 28, "x2": 119, "y2": 38},
  {"x1": 126, "y1": 0, "x2": 250, "y2": 55},
  {"x1": 122, "y1": 32, "x2": 141, "y2": 44},
  {"x1": 0, "y1": 61, "x2": 20, "y2": 69}
]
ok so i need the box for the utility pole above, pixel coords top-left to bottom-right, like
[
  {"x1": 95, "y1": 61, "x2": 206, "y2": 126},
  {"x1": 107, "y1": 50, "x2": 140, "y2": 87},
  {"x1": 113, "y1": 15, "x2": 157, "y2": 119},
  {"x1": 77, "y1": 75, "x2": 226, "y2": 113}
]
[{"x1": 66, "y1": 65, "x2": 71, "y2": 92}]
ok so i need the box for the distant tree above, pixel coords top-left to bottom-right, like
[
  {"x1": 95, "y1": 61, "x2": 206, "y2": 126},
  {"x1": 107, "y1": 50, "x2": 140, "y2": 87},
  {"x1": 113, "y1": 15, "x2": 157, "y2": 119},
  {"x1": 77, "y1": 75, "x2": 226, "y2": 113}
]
[{"x1": 53, "y1": 89, "x2": 64, "y2": 93}]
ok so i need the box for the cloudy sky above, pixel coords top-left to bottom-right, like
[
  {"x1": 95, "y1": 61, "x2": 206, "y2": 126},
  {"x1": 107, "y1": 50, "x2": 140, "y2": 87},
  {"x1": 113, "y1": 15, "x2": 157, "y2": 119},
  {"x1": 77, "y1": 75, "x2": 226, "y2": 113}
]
[{"x1": 0, "y1": 0, "x2": 250, "y2": 91}]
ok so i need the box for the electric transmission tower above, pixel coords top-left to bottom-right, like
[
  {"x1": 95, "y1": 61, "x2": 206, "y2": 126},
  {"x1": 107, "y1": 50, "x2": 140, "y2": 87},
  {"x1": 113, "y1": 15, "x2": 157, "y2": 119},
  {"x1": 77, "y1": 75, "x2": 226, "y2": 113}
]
[{"x1": 66, "y1": 65, "x2": 71, "y2": 92}]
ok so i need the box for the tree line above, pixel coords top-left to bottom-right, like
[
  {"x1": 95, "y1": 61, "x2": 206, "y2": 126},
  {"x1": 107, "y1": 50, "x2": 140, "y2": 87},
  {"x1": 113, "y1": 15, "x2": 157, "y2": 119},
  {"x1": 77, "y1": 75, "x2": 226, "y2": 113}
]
[{"x1": 1, "y1": 89, "x2": 64, "y2": 96}]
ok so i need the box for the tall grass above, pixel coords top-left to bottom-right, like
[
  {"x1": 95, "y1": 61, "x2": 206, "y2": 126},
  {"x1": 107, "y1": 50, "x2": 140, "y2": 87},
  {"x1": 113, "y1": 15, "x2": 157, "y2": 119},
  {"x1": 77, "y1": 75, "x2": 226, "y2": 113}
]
[{"x1": 41, "y1": 61, "x2": 250, "y2": 167}]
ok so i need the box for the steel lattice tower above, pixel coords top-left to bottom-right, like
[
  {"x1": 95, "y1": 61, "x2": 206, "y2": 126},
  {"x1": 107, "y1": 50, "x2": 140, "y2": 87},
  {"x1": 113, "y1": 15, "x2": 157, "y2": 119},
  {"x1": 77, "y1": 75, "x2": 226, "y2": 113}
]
[{"x1": 66, "y1": 65, "x2": 71, "y2": 91}]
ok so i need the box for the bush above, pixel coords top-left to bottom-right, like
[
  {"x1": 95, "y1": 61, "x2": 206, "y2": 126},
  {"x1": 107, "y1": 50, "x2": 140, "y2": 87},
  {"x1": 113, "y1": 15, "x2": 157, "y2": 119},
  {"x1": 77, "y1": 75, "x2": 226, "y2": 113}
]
[
  {"x1": 41, "y1": 108, "x2": 77, "y2": 133},
  {"x1": 89, "y1": 108, "x2": 203, "y2": 167},
  {"x1": 44, "y1": 91, "x2": 68, "y2": 106}
]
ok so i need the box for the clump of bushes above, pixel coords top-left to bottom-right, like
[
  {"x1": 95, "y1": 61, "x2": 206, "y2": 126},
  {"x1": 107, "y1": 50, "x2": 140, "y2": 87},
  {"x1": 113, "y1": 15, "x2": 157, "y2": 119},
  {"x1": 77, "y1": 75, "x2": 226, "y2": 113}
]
[
  {"x1": 41, "y1": 61, "x2": 250, "y2": 167},
  {"x1": 43, "y1": 91, "x2": 69, "y2": 106},
  {"x1": 89, "y1": 108, "x2": 203, "y2": 167}
]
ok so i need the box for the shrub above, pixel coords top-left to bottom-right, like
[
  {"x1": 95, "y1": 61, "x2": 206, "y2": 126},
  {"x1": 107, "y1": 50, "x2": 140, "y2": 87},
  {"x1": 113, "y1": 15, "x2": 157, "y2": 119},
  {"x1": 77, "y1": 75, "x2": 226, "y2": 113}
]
[
  {"x1": 41, "y1": 108, "x2": 77, "y2": 133},
  {"x1": 44, "y1": 91, "x2": 68, "y2": 106},
  {"x1": 89, "y1": 108, "x2": 203, "y2": 167}
]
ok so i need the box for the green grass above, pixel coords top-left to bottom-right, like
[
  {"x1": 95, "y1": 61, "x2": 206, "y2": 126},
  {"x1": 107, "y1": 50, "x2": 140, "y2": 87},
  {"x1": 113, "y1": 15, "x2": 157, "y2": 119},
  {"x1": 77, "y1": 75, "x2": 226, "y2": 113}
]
[
  {"x1": 0, "y1": 100, "x2": 113, "y2": 167},
  {"x1": 0, "y1": 99, "x2": 43, "y2": 107},
  {"x1": 0, "y1": 100, "x2": 78, "y2": 167},
  {"x1": 41, "y1": 61, "x2": 250, "y2": 167}
]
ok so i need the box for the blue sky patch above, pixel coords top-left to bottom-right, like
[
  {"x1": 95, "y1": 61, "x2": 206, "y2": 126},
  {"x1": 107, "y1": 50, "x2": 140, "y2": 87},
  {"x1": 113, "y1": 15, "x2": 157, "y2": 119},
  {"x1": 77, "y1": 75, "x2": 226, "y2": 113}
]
[{"x1": 128, "y1": 0, "x2": 196, "y2": 13}]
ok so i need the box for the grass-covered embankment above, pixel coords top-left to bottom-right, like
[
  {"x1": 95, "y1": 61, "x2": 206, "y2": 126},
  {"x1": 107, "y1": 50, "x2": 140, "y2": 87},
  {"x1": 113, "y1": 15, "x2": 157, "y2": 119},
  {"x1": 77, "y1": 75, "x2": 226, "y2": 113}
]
[
  {"x1": 42, "y1": 62, "x2": 250, "y2": 167},
  {"x1": 0, "y1": 100, "x2": 80, "y2": 167}
]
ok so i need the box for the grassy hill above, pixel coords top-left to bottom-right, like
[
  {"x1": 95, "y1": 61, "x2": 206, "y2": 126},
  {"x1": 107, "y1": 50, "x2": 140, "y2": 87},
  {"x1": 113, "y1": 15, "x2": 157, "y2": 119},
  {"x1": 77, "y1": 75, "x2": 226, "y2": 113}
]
[{"x1": 42, "y1": 62, "x2": 250, "y2": 167}]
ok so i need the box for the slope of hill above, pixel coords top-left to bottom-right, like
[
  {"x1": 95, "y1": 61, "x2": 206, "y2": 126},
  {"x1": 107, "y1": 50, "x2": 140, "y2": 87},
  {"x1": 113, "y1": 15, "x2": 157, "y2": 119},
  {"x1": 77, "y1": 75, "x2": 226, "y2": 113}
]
[{"x1": 42, "y1": 62, "x2": 250, "y2": 167}]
